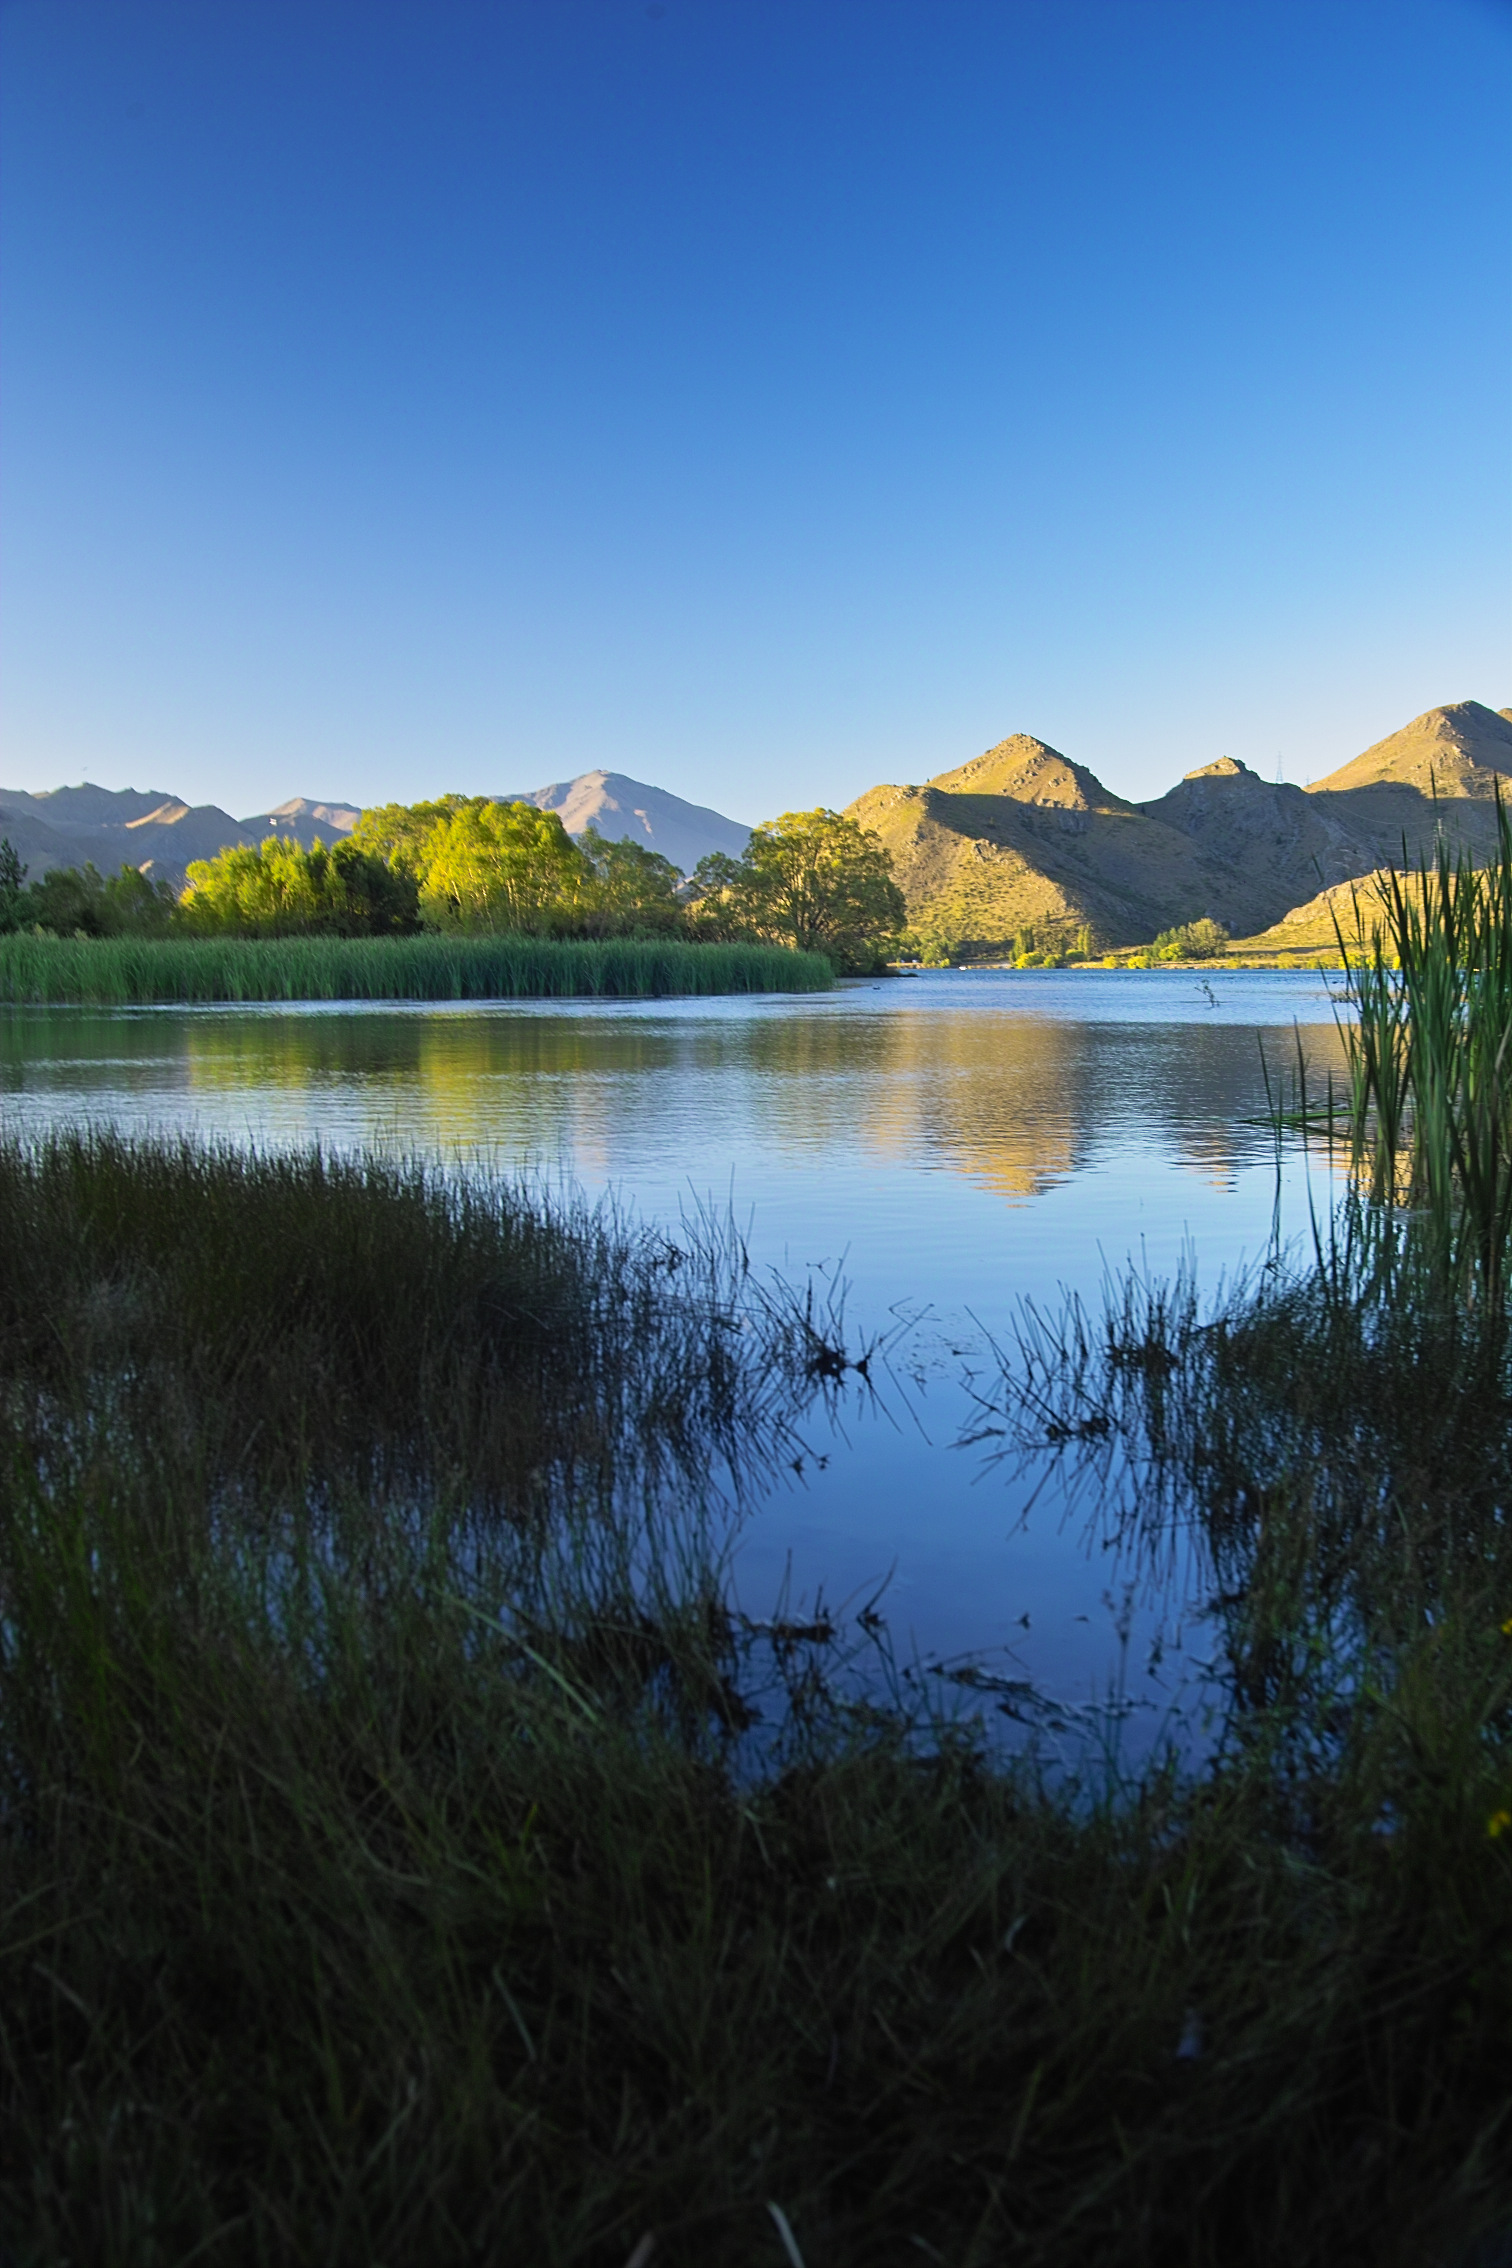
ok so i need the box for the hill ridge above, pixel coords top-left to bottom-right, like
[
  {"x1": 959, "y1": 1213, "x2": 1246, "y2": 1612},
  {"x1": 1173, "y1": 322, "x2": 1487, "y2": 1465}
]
[{"x1": 845, "y1": 701, "x2": 1512, "y2": 954}]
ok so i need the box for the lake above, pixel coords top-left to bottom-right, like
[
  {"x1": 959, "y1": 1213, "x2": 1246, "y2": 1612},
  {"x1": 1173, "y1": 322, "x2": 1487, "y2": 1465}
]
[{"x1": 0, "y1": 966, "x2": 1352, "y2": 1742}]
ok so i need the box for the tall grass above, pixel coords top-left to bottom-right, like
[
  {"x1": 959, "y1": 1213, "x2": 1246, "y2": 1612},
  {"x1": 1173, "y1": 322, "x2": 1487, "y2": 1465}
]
[
  {"x1": 0, "y1": 930, "x2": 833, "y2": 1004},
  {"x1": 0, "y1": 1136, "x2": 1508, "y2": 2260},
  {"x1": 1338, "y1": 797, "x2": 1512, "y2": 1292},
  {"x1": 951, "y1": 830, "x2": 1512, "y2": 2260},
  {"x1": 966, "y1": 1205, "x2": 1512, "y2": 2263}
]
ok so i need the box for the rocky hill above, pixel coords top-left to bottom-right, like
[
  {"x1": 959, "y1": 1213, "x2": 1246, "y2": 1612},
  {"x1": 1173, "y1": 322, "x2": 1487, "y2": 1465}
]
[{"x1": 846, "y1": 702, "x2": 1512, "y2": 954}]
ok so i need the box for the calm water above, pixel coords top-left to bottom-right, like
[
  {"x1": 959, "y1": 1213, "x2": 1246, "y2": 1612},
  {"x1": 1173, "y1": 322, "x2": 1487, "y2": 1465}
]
[{"x1": 0, "y1": 968, "x2": 1352, "y2": 1736}]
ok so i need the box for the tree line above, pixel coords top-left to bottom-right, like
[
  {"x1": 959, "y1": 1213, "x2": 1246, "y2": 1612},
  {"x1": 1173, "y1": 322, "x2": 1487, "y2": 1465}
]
[{"x1": 0, "y1": 801, "x2": 906, "y2": 973}]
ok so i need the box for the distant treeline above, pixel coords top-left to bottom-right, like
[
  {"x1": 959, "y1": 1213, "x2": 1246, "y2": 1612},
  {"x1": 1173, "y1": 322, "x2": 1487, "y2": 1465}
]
[{"x1": 0, "y1": 798, "x2": 904, "y2": 973}]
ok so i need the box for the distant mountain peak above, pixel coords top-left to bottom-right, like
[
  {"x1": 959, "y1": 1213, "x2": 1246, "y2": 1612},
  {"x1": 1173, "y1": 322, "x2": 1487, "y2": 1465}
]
[
  {"x1": 257, "y1": 798, "x2": 362, "y2": 829},
  {"x1": 1311, "y1": 700, "x2": 1512, "y2": 799},
  {"x1": 921, "y1": 733, "x2": 1132, "y2": 816},
  {"x1": 494, "y1": 770, "x2": 750, "y2": 875},
  {"x1": 1181, "y1": 757, "x2": 1254, "y2": 781}
]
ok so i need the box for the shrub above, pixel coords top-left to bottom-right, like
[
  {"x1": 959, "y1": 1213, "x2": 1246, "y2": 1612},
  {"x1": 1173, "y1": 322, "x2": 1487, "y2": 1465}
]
[{"x1": 1151, "y1": 916, "x2": 1229, "y2": 961}]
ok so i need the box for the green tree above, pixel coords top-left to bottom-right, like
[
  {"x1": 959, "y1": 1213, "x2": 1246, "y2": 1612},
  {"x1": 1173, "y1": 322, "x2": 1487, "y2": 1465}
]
[
  {"x1": 0, "y1": 840, "x2": 27, "y2": 934},
  {"x1": 419, "y1": 801, "x2": 586, "y2": 932},
  {"x1": 577, "y1": 830, "x2": 686, "y2": 936},
  {"x1": 899, "y1": 921, "x2": 956, "y2": 968},
  {"x1": 20, "y1": 860, "x2": 175, "y2": 937},
  {"x1": 684, "y1": 851, "x2": 750, "y2": 942},
  {"x1": 1152, "y1": 916, "x2": 1229, "y2": 961},
  {"x1": 101, "y1": 866, "x2": 177, "y2": 934},
  {"x1": 692, "y1": 810, "x2": 904, "y2": 972},
  {"x1": 347, "y1": 798, "x2": 471, "y2": 877},
  {"x1": 26, "y1": 862, "x2": 111, "y2": 936},
  {"x1": 179, "y1": 839, "x2": 421, "y2": 936}
]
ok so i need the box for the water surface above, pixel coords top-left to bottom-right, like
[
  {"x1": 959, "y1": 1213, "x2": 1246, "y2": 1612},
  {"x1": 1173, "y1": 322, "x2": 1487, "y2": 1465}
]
[{"x1": 0, "y1": 967, "x2": 1352, "y2": 1734}]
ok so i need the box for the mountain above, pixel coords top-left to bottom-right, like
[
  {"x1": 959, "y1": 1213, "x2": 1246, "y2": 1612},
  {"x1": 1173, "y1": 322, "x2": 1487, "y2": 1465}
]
[
  {"x1": 0, "y1": 767, "x2": 748, "y2": 891},
  {"x1": 7, "y1": 706, "x2": 1508, "y2": 941},
  {"x1": 846, "y1": 703, "x2": 1512, "y2": 954},
  {"x1": 0, "y1": 783, "x2": 358, "y2": 888},
  {"x1": 241, "y1": 797, "x2": 361, "y2": 843},
  {"x1": 847, "y1": 734, "x2": 1279, "y2": 950},
  {"x1": 496, "y1": 770, "x2": 750, "y2": 876}
]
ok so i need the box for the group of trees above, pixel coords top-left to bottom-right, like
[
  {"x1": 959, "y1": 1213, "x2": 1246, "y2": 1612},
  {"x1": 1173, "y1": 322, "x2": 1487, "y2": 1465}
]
[
  {"x1": 0, "y1": 842, "x2": 176, "y2": 938},
  {"x1": 894, "y1": 914, "x2": 1232, "y2": 969},
  {"x1": 0, "y1": 802, "x2": 909, "y2": 972},
  {"x1": 346, "y1": 799, "x2": 686, "y2": 938},
  {"x1": 689, "y1": 812, "x2": 904, "y2": 971},
  {"x1": 178, "y1": 837, "x2": 424, "y2": 937},
  {"x1": 1148, "y1": 917, "x2": 1229, "y2": 962},
  {"x1": 0, "y1": 807, "x2": 1234, "y2": 970}
]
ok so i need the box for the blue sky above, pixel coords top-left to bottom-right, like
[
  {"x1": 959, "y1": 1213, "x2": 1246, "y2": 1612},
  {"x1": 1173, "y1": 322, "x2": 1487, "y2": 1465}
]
[{"x1": 2, "y1": 0, "x2": 1507, "y2": 821}]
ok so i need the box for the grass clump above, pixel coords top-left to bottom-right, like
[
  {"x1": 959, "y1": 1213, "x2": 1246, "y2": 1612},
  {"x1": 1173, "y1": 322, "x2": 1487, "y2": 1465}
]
[
  {"x1": 1, "y1": 1134, "x2": 1510, "y2": 2263},
  {"x1": 974, "y1": 1207, "x2": 1512, "y2": 2264},
  {"x1": 0, "y1": 931, "x2": 833, "y2": 1005},
  {"x1": 1337, "y1": 794, "x2": 1512, "y2": 1293}
]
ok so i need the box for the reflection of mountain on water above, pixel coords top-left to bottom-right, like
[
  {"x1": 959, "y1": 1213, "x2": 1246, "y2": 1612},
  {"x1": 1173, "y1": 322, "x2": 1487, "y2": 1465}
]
[
  {"x1": 161, "y1": 1004, "x2": 1357, "y2": 1207},
  {"x1": 855, "y1": 1011, "x2": 1351, "y2": 1202}
]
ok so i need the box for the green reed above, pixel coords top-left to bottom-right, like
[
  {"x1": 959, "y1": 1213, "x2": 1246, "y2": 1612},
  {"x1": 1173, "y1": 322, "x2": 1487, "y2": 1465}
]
[
  {"x1": 1338, "y1": 796, "x2": 1512, "y2": 1294},
  {"x1": 2, "y1": 1134, "x2": 1509, "y2": 2264},
  {"x1": 971, "y1": 1200, "x2": 1512, "y2": 2264},
  {"x1": 0, "y1": 930, "x2": 833, "y2": 1004}
]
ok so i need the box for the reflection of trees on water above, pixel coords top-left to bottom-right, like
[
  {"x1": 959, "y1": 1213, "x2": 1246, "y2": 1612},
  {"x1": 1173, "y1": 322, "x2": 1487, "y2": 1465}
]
[{"x1": 159, "y1": 1007, "x2": 1360, "y2": 1204}]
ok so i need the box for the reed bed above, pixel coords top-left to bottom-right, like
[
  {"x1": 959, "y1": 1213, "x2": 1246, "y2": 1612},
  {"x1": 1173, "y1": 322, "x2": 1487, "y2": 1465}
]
[
  {"x1": 1, "y1": 1132, "x2": 1509, "y2": 2263},
  {"x1": 0, "y1": 930, "x2": 833, "y2": 1004},
  {"x1": 1338, "y1": 798, "x2": 1512, "y2": 1292}
]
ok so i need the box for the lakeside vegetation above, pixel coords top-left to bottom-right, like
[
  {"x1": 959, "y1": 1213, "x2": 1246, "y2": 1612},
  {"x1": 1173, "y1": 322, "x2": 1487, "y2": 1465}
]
[
  {"x1": 0, "y1": 799, "x2": 907, "y2": 996},
  {"x1": 3, "y1": 827, "x2": 1512, "y2": 2261},
  {"x1": 6, "y1": 908, "x2": 1512, "y2": 2260},
  {"x1": 0, "y1": 930, "x2": 834, "y2": 1004},
  {"x1": 901, "y1": 915, "x2": 1238, "y2": 970}
]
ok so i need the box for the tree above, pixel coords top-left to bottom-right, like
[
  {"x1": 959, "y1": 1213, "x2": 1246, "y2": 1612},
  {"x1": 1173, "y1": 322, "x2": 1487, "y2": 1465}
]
[
  {"x1": 577, "y1": 830, "x2": 686, "y2": 936},
  {"x1": 899, "y1": 921, "x2": 957, "y2": 968},
  {"x1": 418, "y1": 801, "x2": 586, "y2": 932},
  {"x1": 347, "y1": 798, "x2": 471, "y2": 877},
  {"x1": 1152, "y1": 916, "x2": 1229, "y2": 962},
  {"x1": 102, "y1": 866, "x2": 177, "y2": 935},
  {"x1": 26, "y1": 862, "x2": 111, "y2": 936},
  {"x1": 179, "y1": 839, "x2": 421, "y2": 936},
  {"x1": 691, "y1": 810, "x2": 904, "y2": 971},
  {"x1": 18, "y1": 860, "x2": 176, "y2": 937},
  {"x1": 0, "y1": 840, "x2": 27, "y2": 934}
]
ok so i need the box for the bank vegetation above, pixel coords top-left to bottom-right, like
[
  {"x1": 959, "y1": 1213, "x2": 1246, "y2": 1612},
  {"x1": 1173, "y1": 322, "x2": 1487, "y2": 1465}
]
[
  {"x1": 0, "y1": 800, "x2": 904, "y2": 997},
  {"x1": 2, "y1": 827, "x2": 1511, "y2": 2262}
]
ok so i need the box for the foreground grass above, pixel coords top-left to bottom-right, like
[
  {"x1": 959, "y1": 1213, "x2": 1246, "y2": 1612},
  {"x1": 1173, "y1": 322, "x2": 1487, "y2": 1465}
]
[
  {"x1": 1338, "y1": 805, "x2": 1512, "y2": 1297},
  {"x1": 1, "y1": 1135, "x2": 1509, "y2": 2264},
  {"x1": 0, "y1": 930, "x2": 833, "y2": 1003}
]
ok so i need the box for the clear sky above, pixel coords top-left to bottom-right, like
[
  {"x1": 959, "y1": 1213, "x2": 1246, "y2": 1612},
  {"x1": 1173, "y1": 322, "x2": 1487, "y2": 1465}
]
[{"x1": 1, "y1": 0, "x2": 1507, "y2": 822}]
